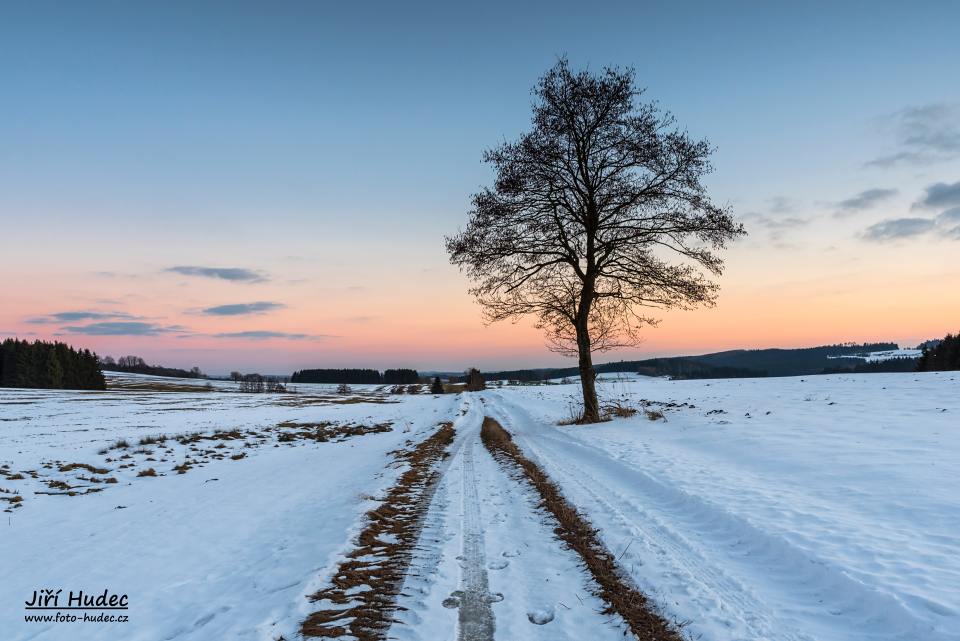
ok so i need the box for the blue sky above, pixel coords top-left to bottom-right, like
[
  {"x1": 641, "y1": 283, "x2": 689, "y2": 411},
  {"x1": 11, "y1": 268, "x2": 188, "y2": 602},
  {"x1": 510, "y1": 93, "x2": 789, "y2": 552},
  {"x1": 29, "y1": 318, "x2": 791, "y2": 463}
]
[{"x1": 1, "y1": 1, "x2": 958, "y2": 373}]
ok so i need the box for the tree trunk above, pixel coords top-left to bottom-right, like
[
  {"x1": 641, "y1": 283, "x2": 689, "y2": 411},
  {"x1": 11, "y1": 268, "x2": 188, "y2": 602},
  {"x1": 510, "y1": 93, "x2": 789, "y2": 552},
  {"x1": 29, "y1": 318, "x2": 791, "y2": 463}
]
[{"x1": 576, "y1": 320, "x2": 601, "y2": 423}]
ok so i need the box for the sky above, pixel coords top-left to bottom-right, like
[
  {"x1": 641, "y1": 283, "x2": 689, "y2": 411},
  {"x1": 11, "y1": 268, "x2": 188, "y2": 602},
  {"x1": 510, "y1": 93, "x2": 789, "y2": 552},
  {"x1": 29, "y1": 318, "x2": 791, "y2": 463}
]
[{"x1": 1, "y1": 1, "x2": 958, "y2": 374}]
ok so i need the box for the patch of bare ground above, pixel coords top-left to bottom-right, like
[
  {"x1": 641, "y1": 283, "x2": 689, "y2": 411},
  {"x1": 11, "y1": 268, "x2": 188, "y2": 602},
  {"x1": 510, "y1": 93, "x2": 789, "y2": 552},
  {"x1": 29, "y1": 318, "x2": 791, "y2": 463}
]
[
  {"x1": 300, "y1": 422, "x2": 456, "y2": 639},
  {"x1": 275, "y1": 421, "x2": 393, "y2": 444},
  {"x1": 1, "y1": 487, "x2": 24, "y2": 511},
  {"x1": 1, "y1": 464, "x2": 27, "y2": 481},
  {"x1": 106, "y1": 380, "x2": 217, "y2": 393},
  {"x1": 10, "y1": 420, "x2": 398, "y2": 510},
  {"x1": 59, "y1": 462, "x2": 110, "y2": 475},
  {"x1": 271, "y1": 394, "x2": 399, "y2": 408},
  {"x1": 480, "y1": 417, "x2": 684, "y2": 641}
]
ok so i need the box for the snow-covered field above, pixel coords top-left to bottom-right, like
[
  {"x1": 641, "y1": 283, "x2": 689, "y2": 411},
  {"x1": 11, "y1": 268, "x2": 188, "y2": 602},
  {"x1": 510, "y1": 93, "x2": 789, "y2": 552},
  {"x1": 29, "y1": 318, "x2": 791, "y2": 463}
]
[
  {"x1": 1, "y1": 371, "x2": 958, "y2": 640},
  {"x1": 1, "y1": 373, "x2": 460, "y2": 641},
  {"x1": 827, "y1": 348, "x2": 923, "y2": 362},
  {"x1": 489, "y1": 372, "x2": 960, "y2": 641}
]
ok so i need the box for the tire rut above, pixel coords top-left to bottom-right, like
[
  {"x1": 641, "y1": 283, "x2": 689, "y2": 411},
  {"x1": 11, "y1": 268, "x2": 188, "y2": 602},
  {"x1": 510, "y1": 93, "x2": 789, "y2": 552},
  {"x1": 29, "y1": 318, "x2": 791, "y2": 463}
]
[{"x1": 453, "y1": 436, "x2": 496, "y2": 641}]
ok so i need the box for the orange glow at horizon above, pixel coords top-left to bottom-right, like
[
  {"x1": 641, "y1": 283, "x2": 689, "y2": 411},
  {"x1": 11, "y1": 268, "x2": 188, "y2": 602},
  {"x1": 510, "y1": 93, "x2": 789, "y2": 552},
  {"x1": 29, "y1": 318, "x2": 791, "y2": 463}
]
[{"x1": 2, "y1": 231, "x2": 956, "y2": 373}]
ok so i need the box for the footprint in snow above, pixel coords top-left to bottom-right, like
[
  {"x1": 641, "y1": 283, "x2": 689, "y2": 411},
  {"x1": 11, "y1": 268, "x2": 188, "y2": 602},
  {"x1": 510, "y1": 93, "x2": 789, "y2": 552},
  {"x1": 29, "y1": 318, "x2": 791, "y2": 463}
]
[
  {"x1": 442, "y1": 591, "x2": 464, "y2": 609},
  {"x1": 527, "y1": 606, "x2": 555, "y2": 625},
  {"x1": 502, "y1": 548, "x2": 521, "y2": 558},
  {"x1": 488, "y1": 559, "x2": 509, "y2": 570}
]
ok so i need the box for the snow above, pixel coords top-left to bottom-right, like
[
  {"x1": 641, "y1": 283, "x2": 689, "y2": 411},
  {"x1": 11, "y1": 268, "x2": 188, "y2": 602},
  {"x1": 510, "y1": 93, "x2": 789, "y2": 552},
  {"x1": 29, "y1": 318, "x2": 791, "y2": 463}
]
[
  {"x1": 486, "y1": 372, "x2": 960, "y2": 641},
  {"x1": 0, "y1": 372, "x2": 459, "y2": 641},
  {"x1": 392, "y1": 396, "x2": 630, "y2": 641},
  {"x1": 3, "y1": 370, "x2": 958, "y2": 641},
  {"x1": 828, "y1": 348, "x2": 923, "y2": 362}
]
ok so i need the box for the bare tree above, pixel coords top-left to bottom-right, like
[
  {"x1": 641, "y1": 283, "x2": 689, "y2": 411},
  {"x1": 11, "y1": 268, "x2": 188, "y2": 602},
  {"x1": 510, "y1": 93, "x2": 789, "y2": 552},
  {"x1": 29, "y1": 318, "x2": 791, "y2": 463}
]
[
  {"x1": 464, "y1": 368, "x2": 486, "y2": 392},
  {"x1": 446, "y1": 60, "x2": 745, "y2": 422}
]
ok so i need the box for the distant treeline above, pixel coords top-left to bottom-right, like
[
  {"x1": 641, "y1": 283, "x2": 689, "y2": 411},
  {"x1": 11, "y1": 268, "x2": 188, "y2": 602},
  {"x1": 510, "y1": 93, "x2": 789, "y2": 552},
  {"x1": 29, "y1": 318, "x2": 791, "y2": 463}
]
[
  {"x1": 0, "y1": 338, "x2": 105, "y2": 390},
  {"x1": 101, "y1": 355, "x2": 205, "y2": 379},
  {"x1": 690, "y1": 343, "x2": 899, "y2": 377},
  {"x1": 630, "y1": 358, "x2": 763, "y2": 379},
  {"x1": 290, "y1": 368, "x2": 420, "y2": 384},
  {"x1": 917, "y1": 333, "x2": 959, "y2": 371},
  {"x1": 822, "y1": 357, "x2": 919, "y2": 375},
  {"x1": 475, "y1": 342, "x2": 913, "y2": 381},
  {"x1": 476, "y1": 358, "x2": 764, "y2": 382}
]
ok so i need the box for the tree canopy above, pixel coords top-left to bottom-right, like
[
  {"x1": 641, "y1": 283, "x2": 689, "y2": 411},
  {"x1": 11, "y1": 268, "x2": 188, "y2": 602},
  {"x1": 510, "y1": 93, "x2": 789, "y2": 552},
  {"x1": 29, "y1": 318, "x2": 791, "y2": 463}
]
[
  {"x1": 447, "y1": 59, "x2": 744, "y2": 421},
  {"x1": 0, "y1": 338, "x2": 105, "y2": 390}
]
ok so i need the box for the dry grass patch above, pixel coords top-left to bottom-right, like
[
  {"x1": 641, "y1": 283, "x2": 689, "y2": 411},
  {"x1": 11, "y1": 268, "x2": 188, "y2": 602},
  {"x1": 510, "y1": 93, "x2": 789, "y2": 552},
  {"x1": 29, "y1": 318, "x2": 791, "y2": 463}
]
[
  {"x1": 277, "y1": 421, "x2": 392, "y2": 444},
  {"x1": 644, "y1": 408, "x2": 666, "y2": 421},
  {"x1": 172, "y1": 461, "x2": 193, "y2": 475},
  {"x1": 2, "y1": 491, "x2": 24, "y2": 509},
  {"x1": 107, "y1": 380, "x2": 216, "y2": 393},
  {"x1": 59, "y1": 462, "x2": 110, "y2": 475},
  {"x1": 327, "y1": 396, "x2": 397, "y2": 405},
  {"x1": 602, "y1": 401, "x2": 639, "y2": 419},
  {"x1": 300, "y1": 422, "x2": 455, "y2": 639},
  {"x1": 480, "y1": 416, "x2": 684, "y2": 641},
  {"x1": 136, "y1": 468, "x2": 158, "y2": 477}
]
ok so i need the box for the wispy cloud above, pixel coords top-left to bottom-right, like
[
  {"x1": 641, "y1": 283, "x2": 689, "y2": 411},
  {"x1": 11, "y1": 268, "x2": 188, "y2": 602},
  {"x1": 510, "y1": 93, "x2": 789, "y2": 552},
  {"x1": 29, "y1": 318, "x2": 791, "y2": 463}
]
[
  {"x1": 60, "y1": 322, "x2": 188, "y2": 336},
  {"x1": 26, "y1": 311, "x2": 138, "y2": 324},
  {"x1": 912, "y1": 181, "x2": 960, "y2": 210},
  {"x1": 866, "y1": 103, "x2": 960, "y2": 168},
  {"x1": 213, "y1": 330, "x2": 322, "y2": 340},
  {"x1": 861, "y1": 217, "x2": 937, "y2": 242},
  {"x1": 741, "y1": 212, "x2": 810, "y2": 244},
  {"x1": 200, "y1": 301, "x2": 285, "y2": 316},
  {"x1": 764, "y1": 196, "x2": 799, "y2": 214},
  {"x1": 166, "y1": 266, "x2": 268, "y2": 282},
  {"x1": 938, "y1": 206, "x2": 960, "y2": 225},
  {"x1": 834, "y1": 188, "x2": 898, "y2": 216},
  {"x1": 858, "y1": 181, "x2": 960, "y2": 242}
]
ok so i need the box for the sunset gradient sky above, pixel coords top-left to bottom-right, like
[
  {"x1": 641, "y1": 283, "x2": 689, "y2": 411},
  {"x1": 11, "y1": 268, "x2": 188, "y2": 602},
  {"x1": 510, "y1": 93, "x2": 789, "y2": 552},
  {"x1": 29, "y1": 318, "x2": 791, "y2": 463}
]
[{"x1": 2, "y1": 1, "x2": 958, "y2": 373}]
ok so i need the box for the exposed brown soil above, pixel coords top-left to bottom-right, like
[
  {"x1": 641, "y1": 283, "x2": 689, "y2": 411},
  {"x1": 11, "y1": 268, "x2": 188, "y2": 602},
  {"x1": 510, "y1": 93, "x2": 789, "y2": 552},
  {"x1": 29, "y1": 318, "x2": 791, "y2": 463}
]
[
  {"x1": 480, "y1": 416, "x2": 684, "y2": 641},
  {"x1": 300, "y1": 422, "x2": 455, "y2": 639}
]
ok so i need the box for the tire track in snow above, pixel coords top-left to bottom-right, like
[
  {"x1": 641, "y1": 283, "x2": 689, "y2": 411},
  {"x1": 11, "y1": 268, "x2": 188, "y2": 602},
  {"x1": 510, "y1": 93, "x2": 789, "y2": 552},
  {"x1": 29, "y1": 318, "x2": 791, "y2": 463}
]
[
  {"x1": 486, "y1": 392, "x2": 950, "y2": 641},
  {"x1": 393, "y1": 398, "x2": 632, "y2": 641},
  {"x1": 455, "y1": 436, "x2": 496, "y2": 641}
]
